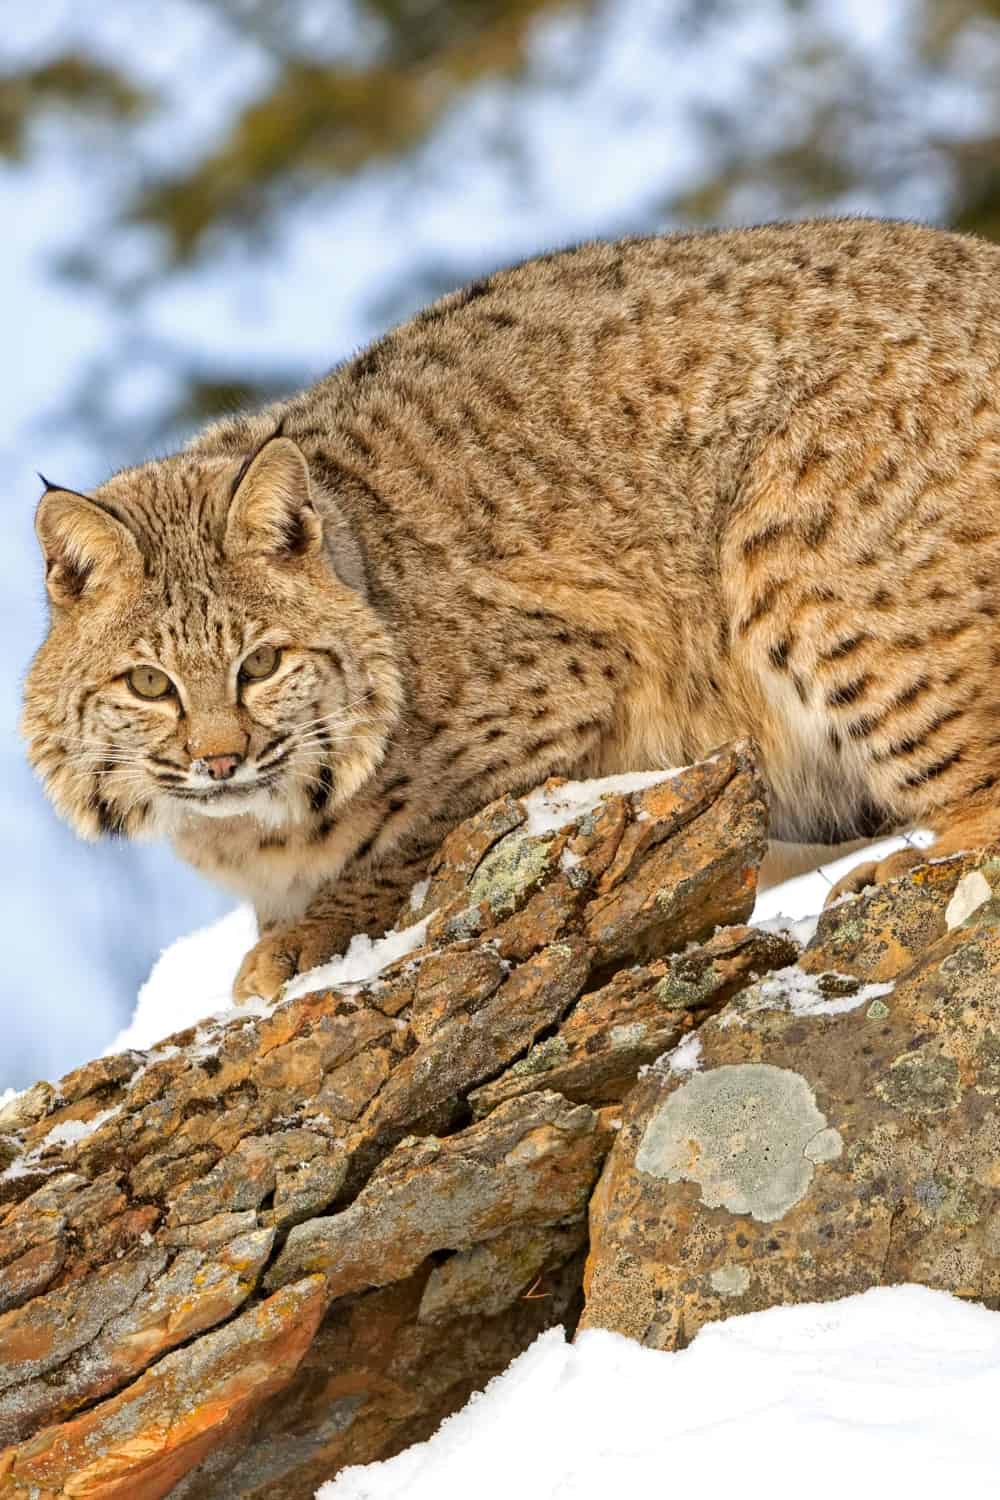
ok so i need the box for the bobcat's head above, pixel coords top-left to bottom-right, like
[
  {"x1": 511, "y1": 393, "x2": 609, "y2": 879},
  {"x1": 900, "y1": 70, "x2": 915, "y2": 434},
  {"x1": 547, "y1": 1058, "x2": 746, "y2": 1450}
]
[{"x1": 22, "y1": 435, "x2": 401, "y2": 840}]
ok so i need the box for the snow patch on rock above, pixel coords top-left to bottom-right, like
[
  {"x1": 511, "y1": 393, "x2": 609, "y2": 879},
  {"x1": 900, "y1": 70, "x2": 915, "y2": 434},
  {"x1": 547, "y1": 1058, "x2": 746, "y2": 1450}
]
[
  {"x1": 946, "y1": 870, "x2": 993, "y2": 930},
  {"x1": 109, "y1": 906, "x2": 259, "y2": 1055},
  {"x1": 522, "y1": 768, "x2": 683, "y2": 837},
  {"x1": 730, "y1": 965, "x2": 894, "y2": 1024},
  {"x1": 751, "y1": 831, "x2": 935, "y2": 937},
  {"x1": 284, "y1": 920, "x2": 430, "y2": 1002},
  {"x1": 38, "y1": 1107, "x2": 120, "y2": 1151},
  {"x1": 408, "y1": 878, "x2": 431, "y2": 913},
  {"x1": 105, "y1": 907, "x2": 429, "y2": 1057},
  {"x1": 661, "y1": 1033, "x2": 703, "y2": 1076}
]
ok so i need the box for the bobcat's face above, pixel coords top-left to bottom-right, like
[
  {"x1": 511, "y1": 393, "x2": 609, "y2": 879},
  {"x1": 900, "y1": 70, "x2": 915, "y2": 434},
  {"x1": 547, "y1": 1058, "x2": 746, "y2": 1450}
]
[{"x1": 22, "y1": 437, "x2": 401, "y2": 841}]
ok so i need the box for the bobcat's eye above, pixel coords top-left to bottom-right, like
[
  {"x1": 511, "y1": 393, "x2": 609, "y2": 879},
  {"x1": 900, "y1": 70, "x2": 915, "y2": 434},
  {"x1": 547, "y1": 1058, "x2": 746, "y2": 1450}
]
[
  {"x1": 127, "y1": 666, "x2": 173, "y2": 700},
  {"x1": 240, "y1": 644, "x2": 281, "y2": 682}
]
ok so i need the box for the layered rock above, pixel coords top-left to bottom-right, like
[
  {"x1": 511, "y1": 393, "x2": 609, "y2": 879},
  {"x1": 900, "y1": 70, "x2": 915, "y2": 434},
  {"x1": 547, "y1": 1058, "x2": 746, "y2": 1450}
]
[
  {"x1": 10, "y1": 739, "x2": 998, "y2": 1498},
  {"x1": 0, "y1": 743, "x2": 772, "y2": 1499}
]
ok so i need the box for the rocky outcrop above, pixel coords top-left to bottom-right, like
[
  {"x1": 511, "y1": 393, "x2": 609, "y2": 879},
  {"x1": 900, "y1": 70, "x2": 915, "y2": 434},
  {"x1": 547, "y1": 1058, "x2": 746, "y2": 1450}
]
[
  {"x1": 582, "y1": 852, "x2": 1000, "y2": 1348},
  {"x1": 0, "y1": 744, "x2": 773, "y2": 1499},
  {"x1": 6, "y1": 739, "x2": 997, "y2": 1498}
]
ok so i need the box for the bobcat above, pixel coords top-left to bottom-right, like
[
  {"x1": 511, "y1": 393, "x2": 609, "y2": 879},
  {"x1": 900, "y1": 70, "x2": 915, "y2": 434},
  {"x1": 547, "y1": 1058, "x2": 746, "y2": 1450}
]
[{"x1": 22, "y1": 217, "x2": 1000, "y2": 1000}]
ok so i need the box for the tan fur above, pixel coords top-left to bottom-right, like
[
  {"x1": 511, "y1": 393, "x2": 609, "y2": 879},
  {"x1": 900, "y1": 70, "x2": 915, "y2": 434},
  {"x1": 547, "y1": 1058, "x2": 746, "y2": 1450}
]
[{"x1": 22, "y1": 218, "x2": 1000, "y2": 998}]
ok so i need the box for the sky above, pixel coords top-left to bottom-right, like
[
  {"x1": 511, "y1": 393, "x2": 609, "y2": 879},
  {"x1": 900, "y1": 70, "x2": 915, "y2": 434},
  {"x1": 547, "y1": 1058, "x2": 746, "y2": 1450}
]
[{"x1": 1, "y1": 0, "x2": 997, "y2": 1089}]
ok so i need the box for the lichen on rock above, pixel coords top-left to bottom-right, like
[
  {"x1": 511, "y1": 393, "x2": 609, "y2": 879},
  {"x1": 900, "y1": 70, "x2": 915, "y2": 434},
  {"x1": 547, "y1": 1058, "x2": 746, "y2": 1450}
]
[
  {"x1": 635, "y1": 1063, "x2": 843, "y2": 1222},
  {"x1": 582, "y1": 841, "x2": 1000, "y2": 1351},
  {"x1": 0, "y1": 743, "x2": 773, "y2": 1496}
]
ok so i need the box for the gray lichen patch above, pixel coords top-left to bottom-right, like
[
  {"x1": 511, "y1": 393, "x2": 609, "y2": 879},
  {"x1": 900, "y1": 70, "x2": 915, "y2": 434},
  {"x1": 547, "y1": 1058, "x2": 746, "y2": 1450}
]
[
  {"x1": 508, "y1": 1035, "x2": 570, "y2": 1077},
  {"x1": 609, "y1": 1022, "x2": 648, "y2": 1049},
  {"x1": 876, "y1": 1047, "x2": 961, "y2": 1116},
  {"x1": 709, "y1": 1263, "x2": 751, "y2": 1297},
  {"x1": 974, "y1": 1032, "x2": 1000, "y2": 1095},
  {"x1": 468, "y1": 833, "x2": 556, "y2": 917},
  {"x1": 804, "y1": 1127, "x2": 843, "y2": 1164},
  {"x1": 654, "y1": 955, "x2": 720, "y2": 1011},
  {"x1": 442, "y1": 905, "x2": 483, "y2": 942},
  {"x1": 634, "y1": 1064, "x2": 843, "y2": 1223}
]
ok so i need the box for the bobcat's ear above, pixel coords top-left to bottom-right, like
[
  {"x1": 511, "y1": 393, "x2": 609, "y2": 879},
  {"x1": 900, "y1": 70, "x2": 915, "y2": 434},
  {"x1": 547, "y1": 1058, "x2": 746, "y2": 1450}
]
[
  {"x1": 35, "y1": 484, "x2": 142, "y2": 609},
  {"x1": 225, "y1": 436, "x2": 322, "y2": 561}
]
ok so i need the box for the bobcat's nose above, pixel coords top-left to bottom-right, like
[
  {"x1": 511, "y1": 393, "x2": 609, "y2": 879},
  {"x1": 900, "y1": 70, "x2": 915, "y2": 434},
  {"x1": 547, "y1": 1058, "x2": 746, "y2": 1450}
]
[{"x1": 194, "y1": 752, "x2": 244, "y2": 782}]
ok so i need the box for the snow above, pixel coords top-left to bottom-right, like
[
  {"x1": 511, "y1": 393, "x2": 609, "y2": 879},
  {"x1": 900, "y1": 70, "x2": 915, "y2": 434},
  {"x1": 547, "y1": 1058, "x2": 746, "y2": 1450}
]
[
  {"x1": 660, "y1": 1032, "x2": 702, "y2": 1075},
  {"x1": 946, "y1": 869, "x2": 993, "y2": 930},
  {"x1": 1, "y1": 1103, "x2": 123, "y2": 1183},
  {"x1": 750, "y1": 830, "x2": 935, "y2": 937},
  {"x1": 107, "y1": 905, "x2": 258, "y2": 1054},
  {"x1": 321, "y1": 1286, "x2": 1000, "y2": 1500},
  {"x1": 730, "y1": 965, "x2": 895, "y2": 1023},
  {"x1": 522, "y1": 768, "x2": 683, "y2": 837},
  {"x1": 37, "y1": 1106, "x2": 119, "y2": 1150},
  {"x1": 408, "y1": 879, "x2": 431, "y2": 913},
  {"x1": 283, "y1": 920, "x2": 430, "y2": 1003},
  {"x1": 101, "y1": 904, "x2": 431, "y2": 1056},
  {"x1": 752, "y1": 909, "x2": 824, "y2": 947}
]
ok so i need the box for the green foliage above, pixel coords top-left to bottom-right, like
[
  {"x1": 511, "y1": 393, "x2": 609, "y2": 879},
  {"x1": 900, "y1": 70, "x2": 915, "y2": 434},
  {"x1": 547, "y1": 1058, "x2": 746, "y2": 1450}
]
[
  {"x1": 6, "y1": 0, "x2": 1000, "y2": 438},
  {"x1": 0, "y1": 53, "x2": 150, "y2": 158},
  {"x1": 129, "y1": 0, "x2": 574, "y2": 261}
]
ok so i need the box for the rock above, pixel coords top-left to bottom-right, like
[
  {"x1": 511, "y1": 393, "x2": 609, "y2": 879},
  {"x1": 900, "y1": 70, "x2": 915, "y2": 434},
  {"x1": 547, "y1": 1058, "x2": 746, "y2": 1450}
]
[
  {"x1": 469, "y1": 925, "x2": 798, "y2": 1115},
  {"x1": 583, "y1": 757, "x2": 767, "y2": 965},
  {"x1": 0, "y1": 1229, "x2": 275, "y2": 1444},
  {"x1": 0, "y1": 744, "x2": 772, "y2": 1496},
  {"x1": 800, "y1": 851, "x2": 980, "y2": 982},
  {"x1": 417, "y1": 1221, "x2": 589, "y2": 1325},
  {"x1": 362, "y1": 939, "x2": 593, "y2": 1146},
  {"x1": 0, "y1": 1085, "x2": 55, "y2": 1135},
  {"x1": 0, "y1": 1277, "x2": 327, "y2": 1500},
  {"x1": 266, "y1": 1092, "x2": 610, "y2": 1296},
  {"x1": 582, "y1": 853, "x2": 1000, "y2": 1350},
  {"x1": 168, "y1": 1258, "x2": 587, "y2": 1500}
]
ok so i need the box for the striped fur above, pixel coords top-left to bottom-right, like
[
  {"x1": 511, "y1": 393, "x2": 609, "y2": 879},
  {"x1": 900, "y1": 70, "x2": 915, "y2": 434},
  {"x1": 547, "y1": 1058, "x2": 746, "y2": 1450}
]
[{"x1": 22, "y1": 217, "x2": 1000, "y2": 996}]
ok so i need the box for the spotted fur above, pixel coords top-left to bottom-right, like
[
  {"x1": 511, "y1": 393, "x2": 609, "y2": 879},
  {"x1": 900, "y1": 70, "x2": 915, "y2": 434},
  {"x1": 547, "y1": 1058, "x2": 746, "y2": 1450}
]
[{"x1": 22, "y1": 217, "x2": 1000, "y2": 997}]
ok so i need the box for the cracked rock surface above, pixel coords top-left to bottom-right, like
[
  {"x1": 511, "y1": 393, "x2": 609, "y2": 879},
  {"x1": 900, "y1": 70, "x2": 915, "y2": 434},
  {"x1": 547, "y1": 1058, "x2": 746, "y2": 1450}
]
[
  {"x1": 0, "y1": 743, "x2": 771, "y2": 1498},
  {"x1": 582, "y1": 851, "x2": 1000, "y2": 1350},
  {"x1": 6, "y1": 741, "x2": 999, "y2": 1495},
  {"x1": 6, "y1": 741, "x2": 999, "y2": 1494}
]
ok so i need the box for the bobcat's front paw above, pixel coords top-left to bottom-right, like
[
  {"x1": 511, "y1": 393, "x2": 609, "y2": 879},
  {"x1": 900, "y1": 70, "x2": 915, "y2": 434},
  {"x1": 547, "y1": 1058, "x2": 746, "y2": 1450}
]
[
  {"x1": 233, "y1": 917, "x2": 345, "y2": 1002},
  {"x1": 824, "y1": 846, "x2": 925, "y2": 908}
]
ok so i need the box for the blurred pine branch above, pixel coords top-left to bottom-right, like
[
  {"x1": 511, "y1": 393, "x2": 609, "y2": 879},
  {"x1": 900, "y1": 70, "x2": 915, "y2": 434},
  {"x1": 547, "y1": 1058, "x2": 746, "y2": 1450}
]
[{"x1": 3, "y1": 0, "x2": 999, "y2": 441}]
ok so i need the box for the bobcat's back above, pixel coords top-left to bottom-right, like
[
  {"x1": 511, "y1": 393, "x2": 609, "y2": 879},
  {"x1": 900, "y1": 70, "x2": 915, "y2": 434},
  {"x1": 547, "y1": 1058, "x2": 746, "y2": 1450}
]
[{"x1": 194, "y1": 217, "x2": 1000, "y2": 844}]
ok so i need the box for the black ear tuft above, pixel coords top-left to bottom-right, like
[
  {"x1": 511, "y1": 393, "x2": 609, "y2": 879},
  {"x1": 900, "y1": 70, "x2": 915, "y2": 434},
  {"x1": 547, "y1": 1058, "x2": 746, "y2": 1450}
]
[{"x1": 280, "y1": 506, "x2": 313, "y2": 556}]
